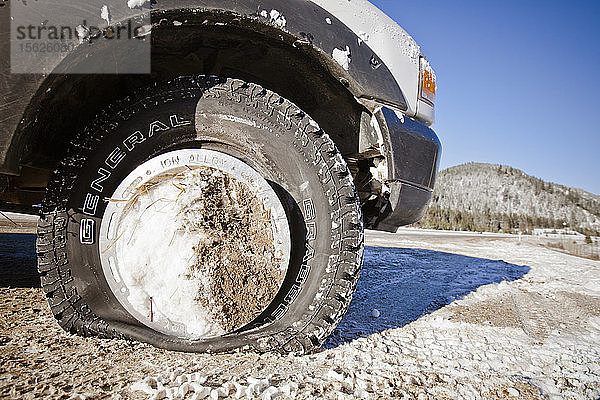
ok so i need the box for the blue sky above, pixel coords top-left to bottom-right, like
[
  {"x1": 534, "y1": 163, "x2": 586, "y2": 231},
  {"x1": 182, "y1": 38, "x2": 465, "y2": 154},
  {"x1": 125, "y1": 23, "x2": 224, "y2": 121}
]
[{"x1": 371, "y1": 0, "x2": 600, "y2": 195}]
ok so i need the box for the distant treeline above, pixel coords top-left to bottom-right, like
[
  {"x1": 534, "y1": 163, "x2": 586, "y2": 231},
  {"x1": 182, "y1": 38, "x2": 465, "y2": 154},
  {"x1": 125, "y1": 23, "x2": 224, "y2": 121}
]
[
  {"x1": 413, "y1": 163, "x2": 600, "y2": 237},
  {"x1": 414, "y1": 206, "x2": 599, "y2": 237}
]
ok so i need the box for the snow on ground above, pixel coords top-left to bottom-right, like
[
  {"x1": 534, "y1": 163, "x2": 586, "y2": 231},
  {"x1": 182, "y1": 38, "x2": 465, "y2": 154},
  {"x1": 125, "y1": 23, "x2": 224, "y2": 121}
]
[{"x1": 1, "y1": 230, "x2": 599, "y2": 399}]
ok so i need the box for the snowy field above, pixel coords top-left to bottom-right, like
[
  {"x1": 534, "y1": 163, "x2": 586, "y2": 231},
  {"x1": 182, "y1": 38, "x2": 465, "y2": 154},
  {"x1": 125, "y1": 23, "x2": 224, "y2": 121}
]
[{"x1": 0, "y1": 229, "x2": 599, "y2": 399}]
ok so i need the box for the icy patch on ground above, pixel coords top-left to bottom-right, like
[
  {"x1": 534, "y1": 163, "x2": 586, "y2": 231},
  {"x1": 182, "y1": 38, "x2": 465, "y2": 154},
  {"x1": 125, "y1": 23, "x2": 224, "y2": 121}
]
[{"x1": 325, "y1": 247, "x2": 530, "y2": 347}]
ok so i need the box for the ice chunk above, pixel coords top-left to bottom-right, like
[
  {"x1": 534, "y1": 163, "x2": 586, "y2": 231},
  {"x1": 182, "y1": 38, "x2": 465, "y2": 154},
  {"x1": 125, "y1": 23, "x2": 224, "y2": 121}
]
[
  {"x1": 332, "y1": 46, "x2": 351, "y2": 71},
  {"x1": 75, "y1": 25, "x2": 90, "y2": 44},
  {"x1": 127, "y1": 0, "x2": 148, "y2": 9},
  {"x1": 269, "y1": 10, "x2": 286, "y2": 28},
  {"x1": 358, "y1": 31, "x2": 370, "y2": 45},
  {"x1": 100, "y1": 5, "x2": 110, "y2": 25}
]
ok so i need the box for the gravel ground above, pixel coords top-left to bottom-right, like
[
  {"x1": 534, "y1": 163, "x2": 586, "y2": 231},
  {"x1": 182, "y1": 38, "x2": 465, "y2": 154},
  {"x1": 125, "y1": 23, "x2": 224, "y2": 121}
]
[{"x1": 1, "y1": 229, "x2": 599, "y2": 399}]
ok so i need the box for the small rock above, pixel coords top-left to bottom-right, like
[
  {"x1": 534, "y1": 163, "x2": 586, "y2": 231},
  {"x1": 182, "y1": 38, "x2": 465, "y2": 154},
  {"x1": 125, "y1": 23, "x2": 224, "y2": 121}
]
[
  {"x1": 507, "y1": 388, "x2": 520, "y2": 397},
  {"x1": 190, "y1": 373, "x2": 207, "y2": 384},
  {"x1": 178, "y1": 383, "x2": 192, "y2": 397},
  {"x1": 190, "y1": 386, "x2": 210, "y2": 400},
  {"x1": 246, "y1": 383, "x2": 260, "y2": 397},
  {"x1": 327, "y1": 369, "x2": 345, "y2": 382},
  {"x1": 221, "y1": 382, "x2": 235, "y2": 396},
  {"x1": 233, "y1": 382, "x2": 246, "y2": 399},
  {"x1": 165, "y1": 386, "x2": 181, "y2": 400},
  {"x1": 146, "y1": 377, "x2": 161, "y2": 390},
  {"x1": 150, "y1": 388, "x2": 167, "y2": 400},
  {"x1": 175, "y1": 374, "x2": 189, "y2": 385},
  {"x1": 131, "y1": 377, "x2": 162, "y2": 395},
  {"x1": 370, "y1": 309, "x2": 380, "y2": 318},
  {"x1": 355, "y1": 378, "x2": 370, "y2": 391},
  {"x1": 405, "y1": 375, "x2": 421, "y2": 386},
  {"x1": 279, "y1": 384, "x2": 291, "y2": 397},
  {"x1": 169, "y1": 368, "x2": 185, "y2": 382},
  {"x1": 261, "y1": 386, "x2": 280, "y2": 400},
  {"x1": 279, "y1": 382, "x2": 298, "y2": 397},
  {"x1": 247, "y1": 377, "x2": 269, "y2": 393}
]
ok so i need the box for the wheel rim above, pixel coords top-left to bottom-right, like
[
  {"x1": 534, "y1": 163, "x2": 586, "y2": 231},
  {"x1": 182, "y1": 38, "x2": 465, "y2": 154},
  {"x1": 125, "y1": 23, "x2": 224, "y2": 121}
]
[{"x1": 99, "y1": 149, "x2": 291, "y2": 339}]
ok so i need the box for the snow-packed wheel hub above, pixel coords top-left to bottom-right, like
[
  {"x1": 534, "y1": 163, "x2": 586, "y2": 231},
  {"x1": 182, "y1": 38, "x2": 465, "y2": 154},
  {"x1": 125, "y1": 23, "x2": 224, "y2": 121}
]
[{"x1": 99, "y1": 149, "x2": 291, "y2": 339}]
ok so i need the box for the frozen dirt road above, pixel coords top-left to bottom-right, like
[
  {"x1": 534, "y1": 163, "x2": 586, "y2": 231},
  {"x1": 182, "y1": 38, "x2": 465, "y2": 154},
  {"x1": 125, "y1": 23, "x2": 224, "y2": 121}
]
[{"x1": 0, "y1": 230, "x2": 599, "y2": 399}]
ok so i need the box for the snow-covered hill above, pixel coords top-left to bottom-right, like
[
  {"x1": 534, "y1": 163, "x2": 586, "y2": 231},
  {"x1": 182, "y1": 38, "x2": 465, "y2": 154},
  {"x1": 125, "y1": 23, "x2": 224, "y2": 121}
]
[{"x1": 417, "y1": 163, "x2": 600, "y2": 235}]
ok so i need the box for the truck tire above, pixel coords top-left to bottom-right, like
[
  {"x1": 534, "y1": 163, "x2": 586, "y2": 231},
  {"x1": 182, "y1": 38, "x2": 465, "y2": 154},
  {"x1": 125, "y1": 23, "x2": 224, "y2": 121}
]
[{"x1": 36, "y1": 76, "x2": 364, "y2": 354}]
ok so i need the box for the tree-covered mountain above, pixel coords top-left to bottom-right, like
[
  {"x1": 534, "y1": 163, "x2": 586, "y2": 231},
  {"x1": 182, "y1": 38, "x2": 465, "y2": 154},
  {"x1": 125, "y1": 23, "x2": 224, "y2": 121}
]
[{"x1": 415, "y1": 163, "x2": 600, "y2": 236}]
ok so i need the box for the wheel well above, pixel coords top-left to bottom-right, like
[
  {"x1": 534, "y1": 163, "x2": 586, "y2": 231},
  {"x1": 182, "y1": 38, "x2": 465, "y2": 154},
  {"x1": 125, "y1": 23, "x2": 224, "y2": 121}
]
[
  {"x1": 18, "y1": 10, "x2": 362, "y2": 169},
  {"x1": 7, "y1": 9, "x2": 374, "y2": 210}
]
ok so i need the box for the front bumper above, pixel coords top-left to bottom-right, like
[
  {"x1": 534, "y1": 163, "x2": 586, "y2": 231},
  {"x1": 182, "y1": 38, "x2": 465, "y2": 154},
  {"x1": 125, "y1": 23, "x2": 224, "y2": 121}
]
[{"x1": 372, "y1": 107, "x2": 441, "y2": 232}]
